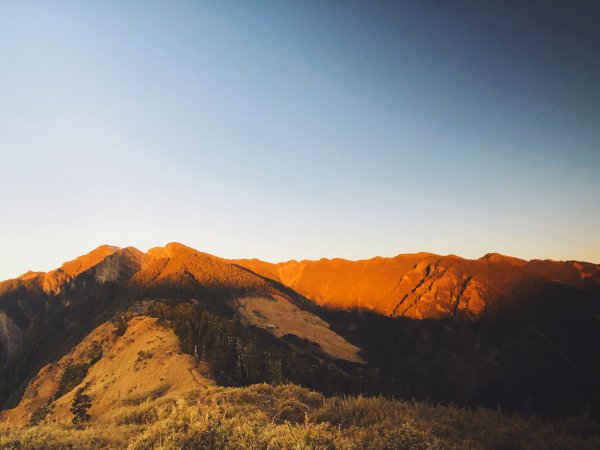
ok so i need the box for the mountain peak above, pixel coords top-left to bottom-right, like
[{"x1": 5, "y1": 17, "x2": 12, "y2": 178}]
[
  {"x1": 15, "y1": 245, "x2": 121, "y2": 283},
  {"x1": 480, "y1": 252, "x2": 527, "y2": 266},
  {"x1": 23, "y1": 245, "x2": 122, "y2": 293},
  {"x1": 58, "y1": 245, "x2": 122, "y2": 276},
  {"x1": 164, "y1": 241, "x2": 188, "y2": 250},
  {"x1": 146, "y1": 242, "x2": 195, "y2": 260},
  {"x1": 18, "y1": 270, "x2": 43, "y2": 281}
]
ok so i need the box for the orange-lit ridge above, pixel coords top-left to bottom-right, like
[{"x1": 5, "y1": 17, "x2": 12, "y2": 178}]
[{"x1": 14, "y1": 242, "x2": 600, "y2": 320}]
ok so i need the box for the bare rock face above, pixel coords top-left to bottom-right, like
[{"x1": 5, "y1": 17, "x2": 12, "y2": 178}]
[
  {"x1": 0, "y1": 311, "x2": 22, "y2": 355},
  {"x1": 388, "y1": 261, "x2": 486, "y2": 320},
  {"x1": 94, "y1": 247, "x2": 146, "y2": 284},
  {"x1": 40, "y1": 245, "x2": 122, "y2": 294}
]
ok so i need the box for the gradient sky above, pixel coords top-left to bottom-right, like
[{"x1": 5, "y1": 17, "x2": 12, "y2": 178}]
[{"x1": 1, "y1": 0, "x2": 599, "y2": 280}]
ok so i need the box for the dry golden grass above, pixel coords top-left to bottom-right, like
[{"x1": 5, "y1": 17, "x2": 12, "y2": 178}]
[{"x1": 2, "y1": 382, "x2": 599, "y2": 449}]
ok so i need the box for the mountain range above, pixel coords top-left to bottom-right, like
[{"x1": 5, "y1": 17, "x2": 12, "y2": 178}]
[{"x1": 1, "y1": 242, "x2": 599, "y2": 426}]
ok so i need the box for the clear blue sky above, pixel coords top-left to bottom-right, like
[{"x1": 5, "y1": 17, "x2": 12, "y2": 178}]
[{"x1": 1, "y1": 0, "x2": 599, "y2": 279}]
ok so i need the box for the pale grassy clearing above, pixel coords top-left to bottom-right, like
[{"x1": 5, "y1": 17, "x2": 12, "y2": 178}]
[{"x1": 233, "y1": 295, "x2": 364, "y2": 363}]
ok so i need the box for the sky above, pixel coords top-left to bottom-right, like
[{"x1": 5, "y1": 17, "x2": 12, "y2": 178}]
[{"x1": 1, "y1": 0, "x2": 599, "y2": 279}]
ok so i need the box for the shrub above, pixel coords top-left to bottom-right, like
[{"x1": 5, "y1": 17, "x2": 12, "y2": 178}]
[
  {"x1": 122, "y1": 385, "x2": 170, "y2": 406},
  {"x1": 360, "y1": 422, "x2": 442, "y2": 450},
  {"x1": 28, "y1": 400, "x2": 53, "y2": 426},
  {"x1": 112, "y1": 404, "x2": 160, "y2": 425},
  {"x1": 272, "y1": 399, "x2": 309, "y2": 424}
]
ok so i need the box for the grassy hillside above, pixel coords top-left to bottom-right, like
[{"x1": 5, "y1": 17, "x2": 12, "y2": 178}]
[{"x1": 1, "y1": 382, "x2": 599, "y2": 449}]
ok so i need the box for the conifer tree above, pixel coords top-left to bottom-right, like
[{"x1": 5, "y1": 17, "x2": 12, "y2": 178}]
[{"x1": 71, "y1": 387, "x2": 92, "y2": 425}]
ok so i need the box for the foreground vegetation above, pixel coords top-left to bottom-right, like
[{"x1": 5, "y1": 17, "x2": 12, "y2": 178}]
[{"x1": 2, "y1": 382, "x2": 600, "y2": 449}]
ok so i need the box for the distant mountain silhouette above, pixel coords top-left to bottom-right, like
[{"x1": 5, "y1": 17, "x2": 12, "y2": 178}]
[{"x1": 1, "y1": 243, "x2": 599, "y2": 423}]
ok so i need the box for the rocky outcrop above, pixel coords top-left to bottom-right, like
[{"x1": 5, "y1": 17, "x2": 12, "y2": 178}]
[
  {"x1": 37, "y1": 245, "x2": 121, "y2": 294},
  {"x1": 0, "y1": 311, "x2": 22, "y2": 356}
]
